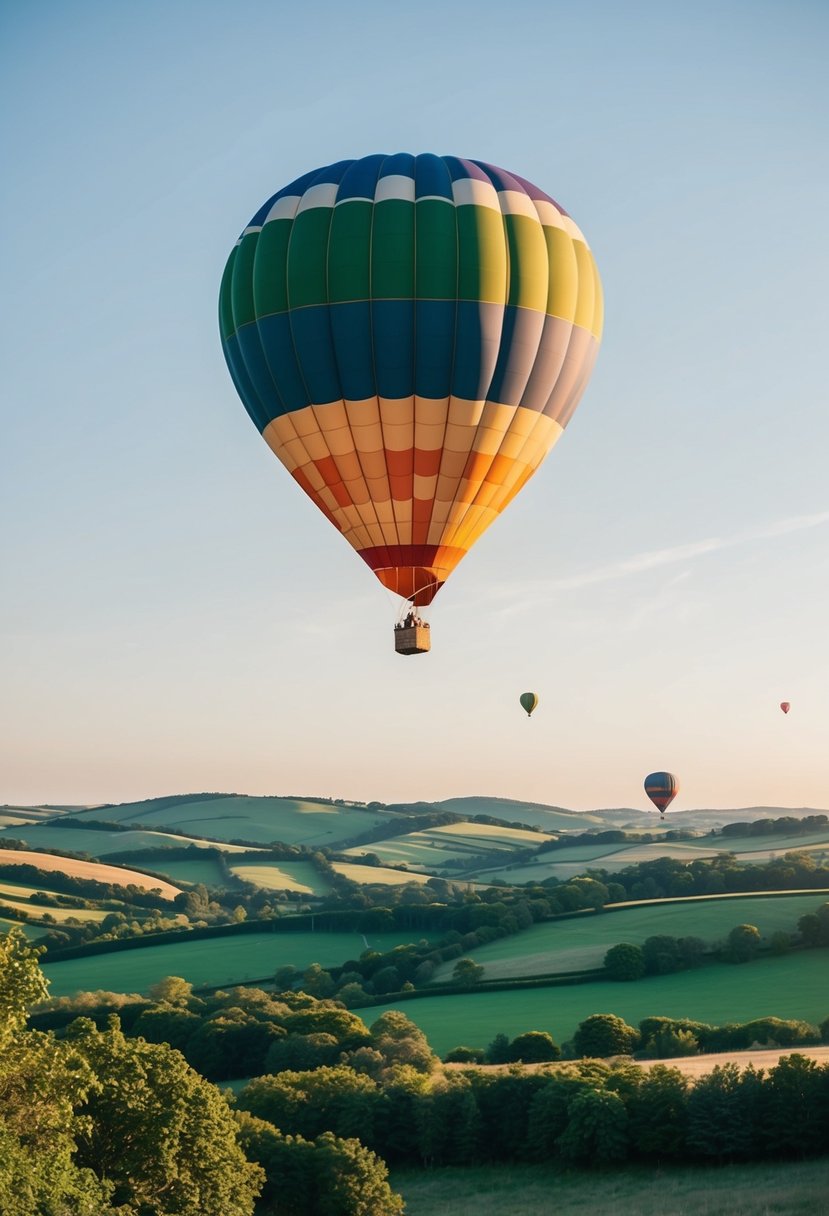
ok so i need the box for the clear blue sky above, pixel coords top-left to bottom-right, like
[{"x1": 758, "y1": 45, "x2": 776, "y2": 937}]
[{"x1": 2, "y1": 0, "x2": 827, "y2": 810}]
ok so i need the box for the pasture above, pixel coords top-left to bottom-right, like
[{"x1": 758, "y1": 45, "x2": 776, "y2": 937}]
[
  {"x1": 346, "y1": 821, "x2": 553, "y2": 871},
  {"x1": 134, "y1": 857, "x2": 231, "y2": 887},
  {"x1": 430, "y1": 892, "x2": 829, "y2": 982},
  {"x1": 42, "y1": 927, "x2": 432, "y2": 997},
  {"x1": 0, "y1": 823, "x2": 260, "y2": 857},
  {"x1": 392, "y1": 1158, "x2": 829, "y2": 1216},
  {"x1": 71, "y1": 794, "x2": 395, "y2": 847},
  {"x1": 229, "y1": 860, "x2": 334, "y2": 895},
  {"x1": 364, "y1": 950, "x2": 829, "y2": 1054},
  {"x1": 0, "y1": 915, "x2": 45, "y2": 939},
  {"x1": 0, "y1": 848, "x2": 181, "y2": 899}
]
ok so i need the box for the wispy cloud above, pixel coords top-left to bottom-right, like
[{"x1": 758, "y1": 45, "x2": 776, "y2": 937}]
[{"x1": 487, "y1": 511, "x2": 829, "y2": 614}]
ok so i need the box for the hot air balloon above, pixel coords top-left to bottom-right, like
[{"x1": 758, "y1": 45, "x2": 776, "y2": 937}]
[
  {"x1": 219, "y1": 154, "x2": 603, "y2": 653},
  {"x1": 520, "y1": 692, "x2": 539, "y2": 718},
  {"x1": 644, "y1": 771, "x2": 679, "y2": 819},
  {"x1": 780, "y1": 702, "x2": 790, "y2": 714}
]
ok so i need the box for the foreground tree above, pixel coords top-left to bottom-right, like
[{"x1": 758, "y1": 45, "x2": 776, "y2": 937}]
[
  {"x1": 235, "y1": 1113, "x2": 403, "y2": 1216},
  {"x1": 0, "y1": 931, "x2": 114, "y2": 1215},
  {"x1": 68, "y1": 1016, "x2": 264, "y2": 1215}
]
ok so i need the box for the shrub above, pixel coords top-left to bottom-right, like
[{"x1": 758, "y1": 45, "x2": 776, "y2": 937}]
[{"x1": 603, "y1": 943, "x2": 646, "y2": 981}]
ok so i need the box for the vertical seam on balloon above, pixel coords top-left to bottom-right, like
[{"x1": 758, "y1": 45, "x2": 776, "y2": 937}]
[
  {"x1": 372, "y1": 155, "x2": 403, "y2": 562},
  {"x1": 431, "y1": 161, "x2": 504, "y2": 555},
  {"x1": 441, "y1": 166, "x2": 553, "y2": 552},
  {"x1": 425, "y1": 155, "x2": 459, "y2": 572},
  {"x1": 322, "y1": 164, "x2": 385, "y2": 555},
  {"x1": 248, "y1": 199, "x2": 325, "y2": 516},
  {"x1": 438, "y1": 161, "x2": 515, "y2": 553},
  {"x1": 226, "y1": 241, "x2": 273, "y2": 433},
  {"x1": 330, "y1": 159, "x2": 393, "y2": 566}
]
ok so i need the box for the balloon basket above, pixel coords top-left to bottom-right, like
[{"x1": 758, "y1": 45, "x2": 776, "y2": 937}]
[{"x1": 394, "y1": 625, "x2": 431, "y2": 656}]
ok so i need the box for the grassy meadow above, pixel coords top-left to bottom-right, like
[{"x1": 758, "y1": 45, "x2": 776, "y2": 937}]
[
  {"x1": 229, "y1": 860, "x2": 334, "y2": 895},
  {"x1": 42, "y1": 927, "x2": 433, "y2": 997},
  {"x1": 430, "y1": 892, "x2": 829, "y2": 982},
  {"x1": 0, "y1": 822, "x2": 261, "y2": 858},
  {"x1": 70, "y1": 794, "x2": 394, "y2": 846},
  {"x1": 363, "y1": 950, "x2": 829, "y2": 1054},
  {"x1": 391, "y1": 1158, "x2": 829, "y2": 1216}
]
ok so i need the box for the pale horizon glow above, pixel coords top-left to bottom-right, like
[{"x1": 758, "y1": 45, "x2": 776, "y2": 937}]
[{"x1": 2, "y1": 1, "x2": 828, "y2": 813}]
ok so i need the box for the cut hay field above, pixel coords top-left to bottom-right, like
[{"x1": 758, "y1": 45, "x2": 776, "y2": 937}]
[
  {"x1": 434, "y1": 797, "x2": 607, "y2": 832},
  {"x1": 0, "y1": 823, "x2": 261, "y2": 857},
  {"x1": 431, "y1": 892, "x2": 829, "y2": 982},
  {"x1": 333, "y1": 861, "x2": 437, "y2": 887},
  {"x1": 229, "y1": 860, "x2": 333, "y2": 895},
  {"x1": 392, "y1": 1157, "x2": 829, "y2": 1216},
  {"x1": 42, "y1": 927, "x2": 433, "y2": 997},
  {"x1": 0, "y1": 893, "x2": 111, "y2": 922},
  {"x1": 364, "y1": 950, "x2": 829, "y2": 1055},
  {"x1": 345, "y1": 821, "x2": 553, "y2": 871},
  {"x1": 467, "y1": 827, "x2": 829, "y2": 883},
  {"x1": 0, "y1": 848, "x2": 181, "y2": 899},
  {"x1": 71, "y1": 795, "x2": 394, "y2": 847}
]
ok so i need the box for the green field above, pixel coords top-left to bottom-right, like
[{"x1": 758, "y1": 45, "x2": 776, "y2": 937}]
[
  {"x1": 0, "y1": 823, "x2": 260, "y2": 857},
  {"x1": 42, "y1": 927, "x2": 432, "y2": 997},
  {"x1": 364, "y1": 951, "x2": 829, "y2": 1054},
  {"x1": 229, "y1": 860, "x2": 333, "y2": 895},
  {"x1": 434, "y1": 798, "x2": 607, "y2": 832},
  {"x1": 346, "y1": 821, "x2": 553, "y2": 872},
  {"x1": 392, "y1": 1158, "x2": 829, "y2": 1216},
  {"x1": 431, "y1": 893, "x2": 829, "y2": 982},
  {"x1": 136, "y1": 857, "x2": 231, "y2": 886},
  {"x1": 468, "y1": 828, "x2": 829, "y2": 884},
  {"x1": 70, "y1": 795, "x2": 394, "y2": 847},
  {"x1": 0, "y1": 915, "x2": 45, "y2": 939}
]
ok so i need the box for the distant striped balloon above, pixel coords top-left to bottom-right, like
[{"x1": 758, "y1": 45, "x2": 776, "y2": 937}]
[
  {"x1": 644, "y1": 772, "x2": 679, "y2": 818},
  {"x1": 519, "y1": 692, "x2": 539, "y2": 717},
  {"x1": 220, "y1": 154, "x2": 603, "y2": 607}
]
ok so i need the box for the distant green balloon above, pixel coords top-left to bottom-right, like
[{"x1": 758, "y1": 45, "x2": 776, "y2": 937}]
[{"x1": 520, "y1": 692, "x2": 539, "y2": 718}]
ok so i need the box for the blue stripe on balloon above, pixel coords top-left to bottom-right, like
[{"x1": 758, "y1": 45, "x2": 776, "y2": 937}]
[
  {"x1": 329, "y1": 301, "x2": 376, "y2": 401},
  {"x1": 222, "y1": 334, "x2": 273, "y2": 432},
  {"x1": 378, "y1": 151, "x2": 416, "y2": 181},
  {"x1": 337, "y1": 155, "x2": 384, "y2": 202},
  {"x1": 256, "y1": 314, "x2": 311, "y2": 415},
  {"x1": 372, "y1": 299, "x2": 415, "y2": 399},
  {"x1": 415, "y1": 300, "x2": 456, "y2": 399},
  {"x1": 415, "y1": 153, "x2": 454, "y2": 199},
  {"x1": 290, "y1": 307, "x2": 343, "y2": 405},
  {"x1": 234, "y1": 325, "x2": 289, "y2": 422}
]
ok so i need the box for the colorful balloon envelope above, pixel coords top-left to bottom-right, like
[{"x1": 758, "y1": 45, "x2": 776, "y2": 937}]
[
  {"x1": 644, "y1": 771, "x2": 679, "y2": 818},
  {"x1": 519, "y1": 692, "x2": 539, "y2": 717},
  {"x1": 780, "y1": 702, "x2": 790, "y2": 714},
  {"x1": 219, "y1": 154, "x2": 603, "y2": 625}
]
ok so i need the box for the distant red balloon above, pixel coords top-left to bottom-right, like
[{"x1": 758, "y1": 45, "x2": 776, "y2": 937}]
[
  {"x1": 644, "y1": 771, "x2": 679, "y2": 819},
  {"x1": 780, "y1": 702, "x2": 790, "y2": 714}
]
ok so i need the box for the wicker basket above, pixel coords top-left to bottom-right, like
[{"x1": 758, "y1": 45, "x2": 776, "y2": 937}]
[{"x1": 394, "y1": 625, "x2": 431, "y2": 655}]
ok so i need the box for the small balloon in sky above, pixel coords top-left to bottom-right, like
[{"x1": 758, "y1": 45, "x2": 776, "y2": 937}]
[
  {"x1": 219, "y1": 154, "x2": 603, "y2": 653},
  {"x1": 519, "y1": 692, "x2": 539, "y2": 718},
  {"x1": 644, "y1": 771, "x2": 679, "y2": 819},
  {"x1": 780, "y1": 701, "x2": 791, "y2": 714}
]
